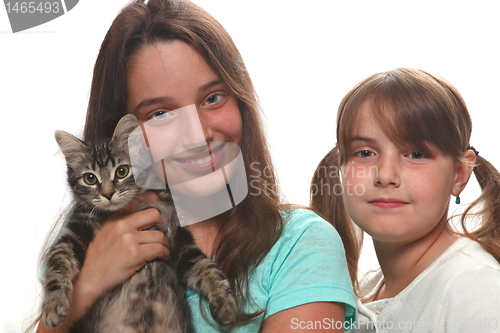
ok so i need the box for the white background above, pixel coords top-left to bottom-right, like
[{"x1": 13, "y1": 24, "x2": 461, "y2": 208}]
[{"x1": 1, "y1": 1, "x2": 499, "y2": 331}]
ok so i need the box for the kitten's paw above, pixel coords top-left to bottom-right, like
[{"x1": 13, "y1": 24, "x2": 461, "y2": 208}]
[
  {"x1": 41, "y1": 295, "x2": 71, "y2": 328},
  {"x1": 187, "y1": 257, "x2": 240, "y2": 326},
  {"x1": 210, "y1": 293, "x2": 239, "y2": 326}
]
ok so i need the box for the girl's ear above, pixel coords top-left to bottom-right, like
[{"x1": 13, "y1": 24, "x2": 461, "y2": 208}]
[{"x1": 451, "y1": 150, "x2": 477, "y2": 197}]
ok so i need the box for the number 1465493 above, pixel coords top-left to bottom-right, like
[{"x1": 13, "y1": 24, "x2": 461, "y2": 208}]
[{"x1": 5, "y1": 2, "x2": 60, "y2": 14}]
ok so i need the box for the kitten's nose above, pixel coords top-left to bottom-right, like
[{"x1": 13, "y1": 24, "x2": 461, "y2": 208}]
[{"x1": 102, "y1": 192, "x2": 114, "y2": 200}]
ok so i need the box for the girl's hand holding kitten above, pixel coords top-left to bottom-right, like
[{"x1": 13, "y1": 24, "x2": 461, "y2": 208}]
[
  {"x1": 72, "y1": 192, "x2": 170, "y2": 317},
  {"x1": 37, "y1": 192, "x2": 170, "y2": 333}
]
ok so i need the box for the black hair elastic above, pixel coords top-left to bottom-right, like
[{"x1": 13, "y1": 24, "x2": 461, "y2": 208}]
[{"x1": 467, "y1": 146, "x2": 479, "y2": 156}]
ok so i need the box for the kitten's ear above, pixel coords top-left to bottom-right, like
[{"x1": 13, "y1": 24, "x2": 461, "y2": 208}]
[
  {"x1": 111, "y1": 114, "x2": 141, "y2": 149},
  {"x1": 55, "y1": 131, "x2": 86, "y2": 163}
]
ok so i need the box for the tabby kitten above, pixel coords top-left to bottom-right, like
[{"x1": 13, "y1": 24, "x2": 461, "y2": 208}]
[{"x1": 41, "y1": 114, "x2": 239, "y2": 333}]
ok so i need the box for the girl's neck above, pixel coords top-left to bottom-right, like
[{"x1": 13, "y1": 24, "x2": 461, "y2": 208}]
[
  {"x1": 187, "y1": 218, "x2": 220, "y2": 258},
  {"x1": 372, "y1": 217, "x2": 459, "y2": 301}
]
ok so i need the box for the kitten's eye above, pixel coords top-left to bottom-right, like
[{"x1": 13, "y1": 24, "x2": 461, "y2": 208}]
[
  {"x1": 115, "y1": 165, "x2": 129, "y2": 179},
  {"x1": 83, "y1": 173, "x2": 97, "y2": 185}
]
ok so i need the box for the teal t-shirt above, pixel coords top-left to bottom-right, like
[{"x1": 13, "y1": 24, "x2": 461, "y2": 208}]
[{"x1": 187, "y1": 209, "x2": 357, "y2": 332}]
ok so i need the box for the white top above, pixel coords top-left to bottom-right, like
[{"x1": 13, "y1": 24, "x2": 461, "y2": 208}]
[{"x1": 353, "y1": 237, "x2": 500, "y2": 332}]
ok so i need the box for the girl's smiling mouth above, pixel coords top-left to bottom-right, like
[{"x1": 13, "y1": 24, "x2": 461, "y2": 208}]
[{"x1": 171, "y1": 142, "x2": 226, "y2": 173}]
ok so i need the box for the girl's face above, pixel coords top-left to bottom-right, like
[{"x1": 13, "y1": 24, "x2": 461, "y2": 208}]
[
  {"x1": 126, "y1": 40, "x2": 243, "y2": 196},
  {"x1": 341, "y1": 105, "x2": 461, "y2": 246}
]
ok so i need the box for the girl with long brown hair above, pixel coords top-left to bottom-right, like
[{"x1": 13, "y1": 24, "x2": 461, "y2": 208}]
[
  {"x1": 34, "y1": 0, "x2": 356, "y2": 332},
  {"x1": 311, "y1": 68, "x2": 500, "y2": 332}
]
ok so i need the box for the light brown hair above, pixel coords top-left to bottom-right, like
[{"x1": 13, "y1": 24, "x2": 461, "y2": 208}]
[{"x1": 311, "y1": 68, "x2": 500, "y2": 294}]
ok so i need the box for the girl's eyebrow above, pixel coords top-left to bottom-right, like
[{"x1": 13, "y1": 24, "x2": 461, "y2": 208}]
[
  {"x1": 350, "y1": 136, "x2": 376, "y2": 144},
  {"x1": 132, "y1": 79, "x2": 225, "y2": 115},
  {"x1": 133, "y1": 96, "x2": 174, "y2": 114},
  {"x1": 197, "y1": 78, "x2": 224, "y2": 94}
]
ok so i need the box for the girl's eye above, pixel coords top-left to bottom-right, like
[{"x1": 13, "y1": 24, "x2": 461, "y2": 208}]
[
  {"x1": 355, "y1": 150, "x2": 375, "y2": 158},
  {"x1": 407, "y1": 152, "x2": 425, "y2": 160},
  {"x1": 204, "y1": 94, "x2": 224, "y2": 106},
  {"x1": 149, "y1": 110, "x2": 172, "y2": 121},
  {"x1": 83, "y1": 173, "x2": 97, "y2": 185},
  {"x1": 115, "y1": 165, "x2": 129, "y2": 179}
]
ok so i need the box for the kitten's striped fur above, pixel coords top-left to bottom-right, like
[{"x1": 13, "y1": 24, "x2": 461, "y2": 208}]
[{"x1": 41, "y1": 115, "x2": 238, "y2": 332}]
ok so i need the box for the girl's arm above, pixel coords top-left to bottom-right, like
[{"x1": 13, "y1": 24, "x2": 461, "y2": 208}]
[
  {"x1": 263, "y1": 302, "x2": 346, "y2": 332},
  {"x1": 36, "y1": 193, "x2": 169, "y2": 333}
]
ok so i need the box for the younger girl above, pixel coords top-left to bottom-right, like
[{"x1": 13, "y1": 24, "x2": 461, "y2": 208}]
[{"x1": 311, "y1": 68, "x2": 500, "y2": 332}]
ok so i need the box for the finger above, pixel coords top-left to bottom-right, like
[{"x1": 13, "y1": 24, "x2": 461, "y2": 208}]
[
  {"x1": 135, "y1": 229, "x2": 168, "y2": 247},
  {"x1": 103, "y1": 208, "x2": 161, "y2": 235},
  {"x1": 139, "y1": 243, "x2": 170, "y2": 262},
  {"x1": 129, "y1": 208, "x2": 163, "y2": 230},
  {"x1": 120, "y1": 191, "x2": 160, "y2": 215}
]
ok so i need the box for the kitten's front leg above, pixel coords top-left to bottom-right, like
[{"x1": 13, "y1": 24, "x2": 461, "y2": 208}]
[
  {"x1": 173, "y1": 228, "x2": 239, "y2": 326},
  {"x1": 186, "y1": 255, "x2": 239, "y2": 326},
  {"x1": 41, "y1": 241, "x2": 79, "y2": 327}
]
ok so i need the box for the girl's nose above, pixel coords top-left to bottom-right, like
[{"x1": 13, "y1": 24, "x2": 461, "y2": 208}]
[
  {"x1": 197, "y1": 109, "x2": 213, "y2": 143},
  {"x1": 180, "y1": 105, "x2": 209, "y2": 149},
  {"x1": 374, "y1": 155, "x2": 400, "y2": 187}
]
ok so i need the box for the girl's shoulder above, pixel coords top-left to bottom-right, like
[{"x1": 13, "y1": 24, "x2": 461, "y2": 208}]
[
  {"x1": 400, "y1": 237, "x2": 500, "y2": 309},
  {"x1": 360, "y1": 238, "x2": 500, "y2": 325},
  {"x1": 361, "y1": 238, "x2": 500, "y2": 304},
  {"x1": 281, "y1": 207, "x2": 338, "y2": 231},
  {"x1": 444, "y1": 237, "x2": 500, "y2": 288},
  {"x1": 440, "y1": 237, "x2": 500, "y2": 273},
  {"x1": 278, "y1": 207, "x2": 344, "y2": 248},
  {"x1": 402, "y1": 237, "x2": 500, "y2": 294},
  {"x1": 259, "y1": 207, "x2": 356, "y2": 321},
  {"x1": 438, "y1": 238, "x2": 500, "y2": 319},
  {"x1": 266, "y1": 207, "x2": 350, "y2": 276}
]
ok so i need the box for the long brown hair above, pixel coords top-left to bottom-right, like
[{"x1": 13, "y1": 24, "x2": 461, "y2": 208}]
[
  {"x1": 311, "y1": 68, "x2": 500, "y2": 292},
  {"x1": 84, "y1": 0, "x2": 282, "y2": 312}
]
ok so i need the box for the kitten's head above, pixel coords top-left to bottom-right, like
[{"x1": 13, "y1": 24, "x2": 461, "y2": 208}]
[{"x1": 55, "y1": 115, "x2": 143, "y2": 212}]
